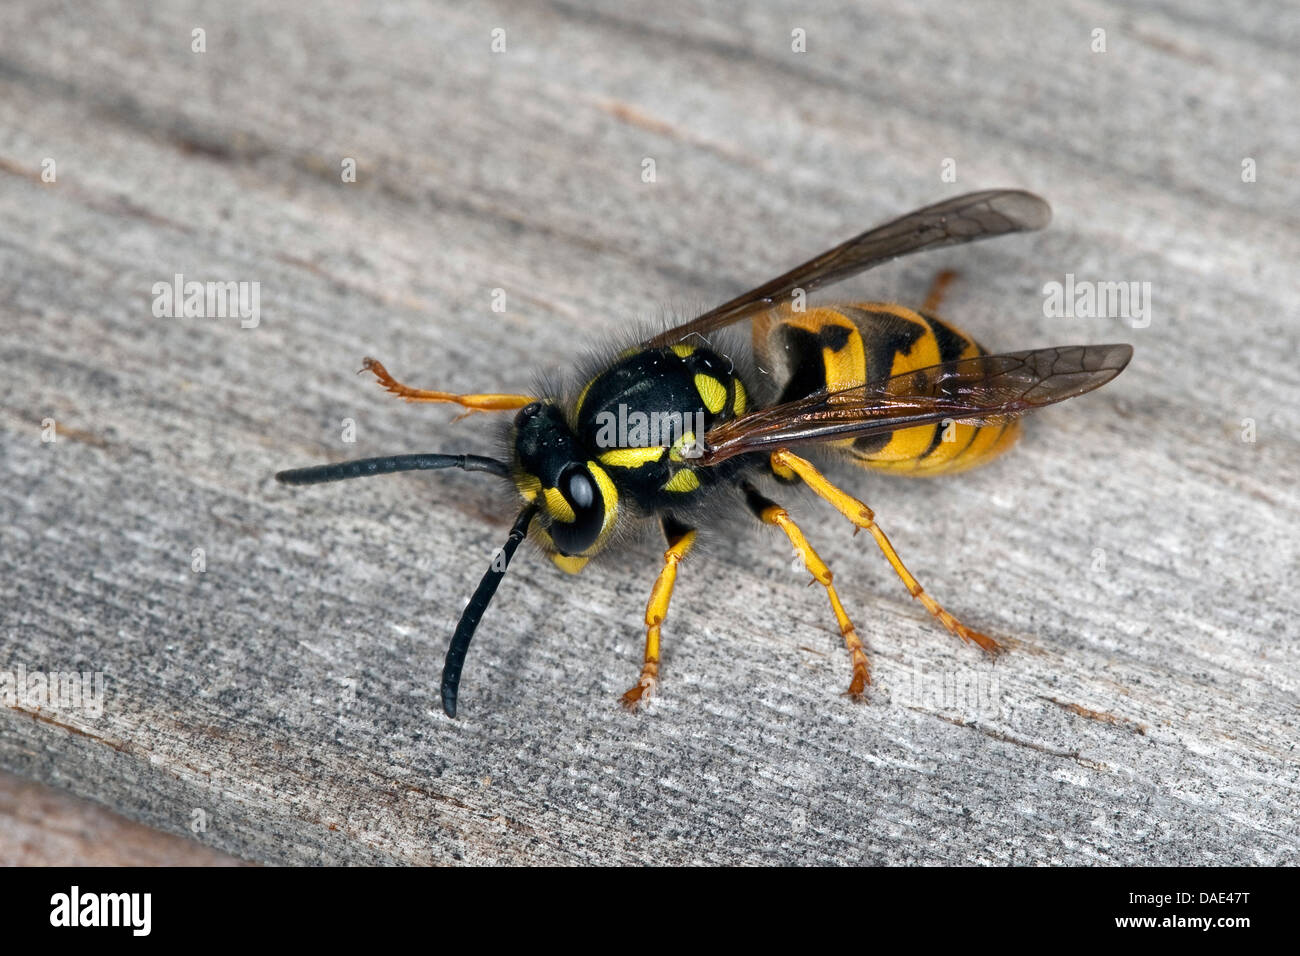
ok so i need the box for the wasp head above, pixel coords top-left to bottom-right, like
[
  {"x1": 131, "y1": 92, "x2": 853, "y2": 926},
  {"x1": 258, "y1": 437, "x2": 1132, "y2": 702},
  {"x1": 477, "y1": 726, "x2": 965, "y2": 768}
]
[{"x1": 510, "y1": 401, "x2": 618, "y2": 566}]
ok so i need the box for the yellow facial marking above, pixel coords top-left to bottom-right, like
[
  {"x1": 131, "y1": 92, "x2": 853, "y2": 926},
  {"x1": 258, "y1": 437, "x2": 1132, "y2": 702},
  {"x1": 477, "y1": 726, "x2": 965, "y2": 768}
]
[
  {"x1": 670, "y1": 343, "x2": 696, "y2": 358},
  {"x1": 732, "y1": 378, "x2": 747, "y2": 416},
  {"x1": 551, "y1": 553, "x2": 590, "y2": 574},
  {"x1": 694, "y1": 373, "x2": 727, "y2": 414},
  {"x1": 543, "y1": 486, "x2": 575, "y2": 523},
  {"x1": 515, "y1": 472, "x2": 541, "y2": 502},
  {"x1": 599, "y1": 446, "x2": 664, "y2": 469},
  {"x1": 587, "y1": 462, "x2": 619, "y2": 538},
  {"x1": 662, "y1": 468, "x2": 701, "y2": 493}
]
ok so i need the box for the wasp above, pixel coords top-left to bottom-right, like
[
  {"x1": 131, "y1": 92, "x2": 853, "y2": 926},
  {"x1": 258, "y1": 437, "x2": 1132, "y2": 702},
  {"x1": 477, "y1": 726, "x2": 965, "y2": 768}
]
[{"x1": 276, "y1": 190, "x2": 1132, "y2": 718}]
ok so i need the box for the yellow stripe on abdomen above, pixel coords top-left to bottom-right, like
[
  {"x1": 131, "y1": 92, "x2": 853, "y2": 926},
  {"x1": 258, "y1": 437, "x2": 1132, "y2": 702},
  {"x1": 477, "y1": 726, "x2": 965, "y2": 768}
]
[
  {"x1": 839, "y1": 305, "x2": 942, "y2": 466},
  {"x1": 839, "y1": 306, "x2": 1020, "y2": 476},
  {"x1": 755, "y1": 301, "x2": 1024, "y2": 477}
]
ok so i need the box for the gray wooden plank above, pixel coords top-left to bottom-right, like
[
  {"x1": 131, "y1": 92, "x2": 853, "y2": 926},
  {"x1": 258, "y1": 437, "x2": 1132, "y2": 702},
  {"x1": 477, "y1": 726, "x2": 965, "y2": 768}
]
[
  {"x1": 0, "y1": 769, "x2": 250, "y2": 865},
  {"x1": 0, "y1": 0, "x2": 1297, "y2": 865}
]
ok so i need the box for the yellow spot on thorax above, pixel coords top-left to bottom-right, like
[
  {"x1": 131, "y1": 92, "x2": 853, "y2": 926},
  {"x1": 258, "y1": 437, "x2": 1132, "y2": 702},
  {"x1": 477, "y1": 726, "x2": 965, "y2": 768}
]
[
  {"x1": 574, "y1": 378, "x2": 595, "y2": 416},
  {"x1": 599, "y1": 446, "x2": 664, "y2": 469},
  {"x1": 694, "y1": 373, "x2": 727, "y2": 413},
  {"x1": 668, "y1": 431, "x2": 696, "y2": 463},
  {"x1": 662, "y1": 469, "x2": 700, "y2": 493}
]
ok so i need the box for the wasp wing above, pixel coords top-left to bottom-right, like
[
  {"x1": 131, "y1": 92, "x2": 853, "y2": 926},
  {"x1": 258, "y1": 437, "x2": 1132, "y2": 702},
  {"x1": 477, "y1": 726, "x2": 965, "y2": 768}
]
[
  {"x1": 697, "y1": 344, "x2": 1132, "y2": 465},
  {"x1": 646, "y1": 189, "x2": 1051, "y2": 349}
]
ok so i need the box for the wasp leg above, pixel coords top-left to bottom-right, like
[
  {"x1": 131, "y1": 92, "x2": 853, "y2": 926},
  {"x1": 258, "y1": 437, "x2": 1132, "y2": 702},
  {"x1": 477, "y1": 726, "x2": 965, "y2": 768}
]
[
  {"x1": 743, "y1": 484, "x2": 870, "y2": 699},
  {"x1": 621, "y1": 517, "x2": 697, "y2": 710},
  {"x1": 361, "y1": 357, "x2": 534, "y2": 415},
  {"x1": 921, "y1": 268, "x2": 960, "y2": 313},
  {"x1": 769, "y1": 449, "x2": 1002, "y2": 655}
]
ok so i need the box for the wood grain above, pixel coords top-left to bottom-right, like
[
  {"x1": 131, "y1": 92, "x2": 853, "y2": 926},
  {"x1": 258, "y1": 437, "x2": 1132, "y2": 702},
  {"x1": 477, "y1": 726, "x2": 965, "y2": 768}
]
[
  {"x1": 0, "y1": 769, "x2": 248, "y2": 865},
  {"x1": 1, "y1": 0, "x2": 1296, "y2": 865}
]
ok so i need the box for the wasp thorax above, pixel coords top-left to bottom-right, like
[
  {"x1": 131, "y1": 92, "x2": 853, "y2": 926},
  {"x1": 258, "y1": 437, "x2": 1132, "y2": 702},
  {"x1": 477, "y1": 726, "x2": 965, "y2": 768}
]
[{"x1": 511, "y1": 400, "x2": 616, "y2": 557}]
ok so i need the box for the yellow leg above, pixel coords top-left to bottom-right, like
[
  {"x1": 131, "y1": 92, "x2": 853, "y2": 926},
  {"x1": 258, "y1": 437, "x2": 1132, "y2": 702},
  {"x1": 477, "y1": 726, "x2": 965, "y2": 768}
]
[
  {"x1": 745, "y1": 486, "x2": 869, "y2": 698},
  {"x1": 621, "y1": 524, "x2": 697, "y2": 710},
  {"x1": 361, "y1": 357, "x2": 534, "y2": 415},
  {"x1": 770, "y1": 449, "x2": 1002, "y2": 655},
  {"x1": 921, "y1": 268, "x2": 959, "y2": 313}
]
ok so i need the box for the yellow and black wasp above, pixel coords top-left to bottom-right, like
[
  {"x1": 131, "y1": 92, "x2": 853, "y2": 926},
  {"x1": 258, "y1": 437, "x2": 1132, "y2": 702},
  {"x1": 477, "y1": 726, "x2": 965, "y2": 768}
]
[{"x1": 276, "y1": 190, "x2": 1132, "y2": 717}]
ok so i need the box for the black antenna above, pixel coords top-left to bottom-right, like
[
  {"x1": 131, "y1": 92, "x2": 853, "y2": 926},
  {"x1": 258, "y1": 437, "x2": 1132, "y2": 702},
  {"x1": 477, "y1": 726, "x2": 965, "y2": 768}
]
[
  {"x1": 441, "y1": 502, "x2": 538, "y2": 718},
  {"x1": 276, "y1": 453, "x2": 510, "y2": 485}
]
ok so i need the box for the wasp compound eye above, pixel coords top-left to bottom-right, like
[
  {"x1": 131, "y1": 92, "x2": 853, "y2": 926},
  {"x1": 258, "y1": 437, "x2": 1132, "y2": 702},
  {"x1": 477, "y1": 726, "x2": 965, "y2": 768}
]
[
  {"x1": 566, "y1": 467, "x2": 594, "y2": 508},
  {"x1": 548, "y1": 463, "x2": 604, "y2": 556}
]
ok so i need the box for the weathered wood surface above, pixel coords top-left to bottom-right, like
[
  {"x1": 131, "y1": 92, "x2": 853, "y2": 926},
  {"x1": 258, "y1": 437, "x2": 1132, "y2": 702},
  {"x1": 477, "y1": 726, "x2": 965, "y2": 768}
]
[
  {"x1": 0, "y1": 769, "x2": 248, "y2": 865},
  {"x1": 1, "y1": 0, "x2": 1297, "y2": 865}
]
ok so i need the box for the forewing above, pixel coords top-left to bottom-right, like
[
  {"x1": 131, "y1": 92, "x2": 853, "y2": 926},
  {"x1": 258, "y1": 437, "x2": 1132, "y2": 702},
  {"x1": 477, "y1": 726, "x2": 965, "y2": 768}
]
[
  {"x1": 698, "y1": 344, "x2": 1132, "y2": 464},
  {"x1": 646, "y1": 189, "x2": 1051, "y2": 348}
]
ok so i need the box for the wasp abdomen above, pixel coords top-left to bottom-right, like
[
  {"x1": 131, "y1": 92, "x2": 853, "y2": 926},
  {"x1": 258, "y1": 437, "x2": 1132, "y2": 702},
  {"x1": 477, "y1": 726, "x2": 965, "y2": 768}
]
[{"x1": 754, "y1": 302, "x2": 1021, "y2": 476}]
